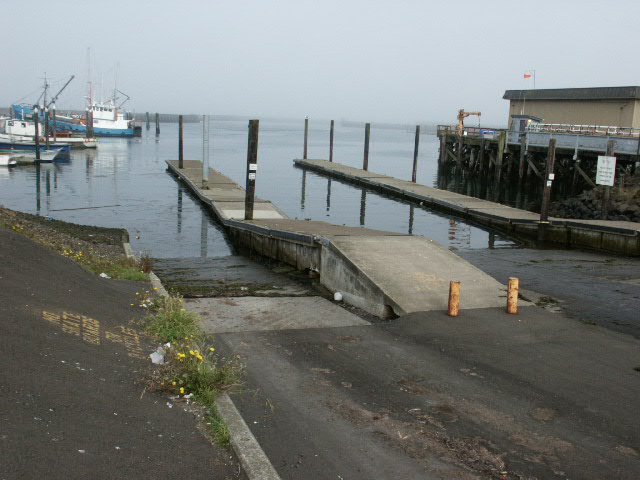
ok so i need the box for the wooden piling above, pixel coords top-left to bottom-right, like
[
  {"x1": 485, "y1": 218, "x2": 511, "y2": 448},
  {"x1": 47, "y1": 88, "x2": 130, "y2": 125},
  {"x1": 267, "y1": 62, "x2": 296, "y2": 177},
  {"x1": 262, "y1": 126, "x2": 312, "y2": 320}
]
[
  {"x1": 447, "y1": 281, "x2": 461, "y2": 317},
  {"x1": 518, "y1": 134, "x2": 527, "y2": 179},
  {"x1": 601, "y1": 139, "x2": 615, "y2": 220},
  {"x1": 412, "y1": 125, "x2": 420, "y2": 183},
  {"x1": 33, "y1": 110, "x2": 41, "y2": 161},
  {"x1": 44, "y1": 108, "x2": 50, "y2": 149},
  {"x1": 178, "y1": 115, "x2": 184, "y2": 169},
  {"x1": 507, "y1": 277, "x2": 519, "y2": 314},
  {"x1": 155, "y1": 113, "x2": 160, "y2": 136},
  {"x1": 52, "y1": 108, "x2": 57, "y2": 142},
  {"x1": 244, "y1": 119, "x2": 259, "y2": 220},
  {"x1": 303, "y1": 117, "x2": 308, "y2": 160},
  {"x1": 539, "y1": 138, "x2": 557, "y2": 223},
  {"x1": 363, "y1": 123, "x2": 370, "y2": 171},
  {"x1": 439, "y1": 134, "x2": 447, "y2": 166},
  {"x1": 329, "y1": 120, "x2": 334, "y2": 163},
  {"x1": 495, "y1": 131, "x2": 507, "y2": 187},
  {"x1": 145, "y1": 112, "x2": 150, "y2": 130}
]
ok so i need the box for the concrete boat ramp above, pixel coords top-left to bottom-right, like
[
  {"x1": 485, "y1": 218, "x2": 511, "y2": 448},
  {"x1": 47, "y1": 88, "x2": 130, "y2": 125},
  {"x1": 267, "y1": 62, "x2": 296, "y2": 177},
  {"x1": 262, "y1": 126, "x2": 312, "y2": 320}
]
[{"x1": 166, "y1": 160, "x2": 507, "y2": 318}]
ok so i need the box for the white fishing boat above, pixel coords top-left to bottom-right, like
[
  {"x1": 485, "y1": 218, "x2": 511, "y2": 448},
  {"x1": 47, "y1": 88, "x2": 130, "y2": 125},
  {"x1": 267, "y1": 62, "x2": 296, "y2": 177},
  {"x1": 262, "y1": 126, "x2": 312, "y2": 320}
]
[
  {"x1": 0, "y1": 149, "x2": 60, "y2": 163},
  {"x1": 0, "y1": 152, "x2": 17, "y2": 166},
  {"x1": 0, "y1": 118, "x2": 97, "y2": 148}
]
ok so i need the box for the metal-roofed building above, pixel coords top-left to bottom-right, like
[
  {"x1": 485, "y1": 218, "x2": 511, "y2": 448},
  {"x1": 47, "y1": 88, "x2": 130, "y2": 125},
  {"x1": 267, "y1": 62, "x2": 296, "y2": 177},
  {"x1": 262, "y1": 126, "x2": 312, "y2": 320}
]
[{"x1": 503, "y1": 87, "x2": 640, "y2": 128}]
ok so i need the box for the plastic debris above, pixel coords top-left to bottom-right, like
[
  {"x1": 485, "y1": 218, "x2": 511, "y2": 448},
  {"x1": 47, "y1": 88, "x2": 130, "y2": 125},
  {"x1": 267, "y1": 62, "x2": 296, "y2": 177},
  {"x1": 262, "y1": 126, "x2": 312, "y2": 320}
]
[
  {"x1": 150, "y1": 346, "x2": 166, "y2": 365},
  {"x1": 99, "y1": 273, "x2": 111, "y2": 279},
  {"x1": 334, "y1": 292, "x2": 343, "y2": 301}
]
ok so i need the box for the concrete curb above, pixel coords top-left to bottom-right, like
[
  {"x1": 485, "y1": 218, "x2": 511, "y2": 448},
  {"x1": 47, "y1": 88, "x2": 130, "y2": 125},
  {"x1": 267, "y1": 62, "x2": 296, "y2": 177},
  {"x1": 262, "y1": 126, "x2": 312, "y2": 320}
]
[{"x1": 216, "y1": 394, "x2": 281, "y2": 480}]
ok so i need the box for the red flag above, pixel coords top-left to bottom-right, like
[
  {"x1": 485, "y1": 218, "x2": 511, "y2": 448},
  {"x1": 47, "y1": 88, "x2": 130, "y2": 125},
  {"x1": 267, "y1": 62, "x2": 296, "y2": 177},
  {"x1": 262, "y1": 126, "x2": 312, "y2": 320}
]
[{"x1": 523, "y1": 73, "x2": 532, "y2": 79}]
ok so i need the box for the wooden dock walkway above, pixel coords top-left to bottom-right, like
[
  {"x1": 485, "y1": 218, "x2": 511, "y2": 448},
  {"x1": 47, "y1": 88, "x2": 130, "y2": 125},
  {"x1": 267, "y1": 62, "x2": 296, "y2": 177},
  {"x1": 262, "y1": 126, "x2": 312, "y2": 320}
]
[
  {"x1": 167, "y1": 160, "x2": 510, "y2": 318},
  {"x1": 294, "y1": 158, "x2": 640, "y2": 255}
]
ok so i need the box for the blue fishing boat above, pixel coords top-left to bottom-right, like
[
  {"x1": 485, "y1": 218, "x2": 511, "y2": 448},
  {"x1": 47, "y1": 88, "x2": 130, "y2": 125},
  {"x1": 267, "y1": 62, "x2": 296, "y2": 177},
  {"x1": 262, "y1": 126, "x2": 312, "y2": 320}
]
[{"x1": 0, "y1": 139, "x2": 71, "y2": 155}]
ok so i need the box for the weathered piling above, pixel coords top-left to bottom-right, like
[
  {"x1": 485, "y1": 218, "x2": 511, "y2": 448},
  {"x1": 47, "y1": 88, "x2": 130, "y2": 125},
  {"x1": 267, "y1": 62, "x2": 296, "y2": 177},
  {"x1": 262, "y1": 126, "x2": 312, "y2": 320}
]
[
  {"x1": 329, "y1": 120, "x2": 334, "y2": 163},
  {"x1": 44, "y1": 108, "x2": 50, "y2": 149},
  {"x1": 86, "y1": 109, "x2": 94, "y2": 139},
  {"x1": 178, "y1": 115, "x2": 184, "y2": 169},
  {"x1": 202, "y1": 115, "x2": 210, "y2": 188},
  {"x1": 518, "y1": 134, "x2": 527, "y2": 179},
  {"x1": 303, "y1": 117, "x2": 309, "y2": 160},
  {"x1": 145, "y1": 112, "x2": 150, "y2": 130},
  {"x1": 155, "y1": 113, "x2": 160, "y2": 136},
  {"x1": 412, "y1": 125, "x2": 420, "y2": 183},
  {"x1": 363, "y1": 123, "x2": 370, "y2": 171},
  {"x1": 33, "y1": 110, "x2": 41, "y2": 161},
  {"x1": 245, "y1": 119, "x2": 259, "y2": 220},
  {"x1": 539, "y1": 137, "x2": 557, "y2": 223}
]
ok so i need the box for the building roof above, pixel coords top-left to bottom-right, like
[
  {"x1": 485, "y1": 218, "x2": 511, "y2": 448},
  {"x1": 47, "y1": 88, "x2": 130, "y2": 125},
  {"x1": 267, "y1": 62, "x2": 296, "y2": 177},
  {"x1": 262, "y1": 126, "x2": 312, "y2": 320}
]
[{"x1": 503, "y1": 86, "x2": 640, "y2": 101}]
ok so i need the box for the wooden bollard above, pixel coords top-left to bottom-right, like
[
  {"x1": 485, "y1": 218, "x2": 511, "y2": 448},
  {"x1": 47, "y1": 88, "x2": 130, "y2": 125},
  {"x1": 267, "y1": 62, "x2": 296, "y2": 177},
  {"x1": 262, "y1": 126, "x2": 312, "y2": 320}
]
[
  {"x1": 448, "y1": 281, "x2": 461, "y2": 317},
  {"x1": 507, "y1": 277, "x2": 519, "y2": 314}
]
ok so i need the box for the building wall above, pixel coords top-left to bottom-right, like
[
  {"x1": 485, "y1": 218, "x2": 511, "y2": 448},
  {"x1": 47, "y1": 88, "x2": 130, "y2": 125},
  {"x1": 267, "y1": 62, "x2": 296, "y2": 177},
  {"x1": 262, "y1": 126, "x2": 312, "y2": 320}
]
[{"x1": 508, "y1": 99, "x2": 639, "y2": 128}]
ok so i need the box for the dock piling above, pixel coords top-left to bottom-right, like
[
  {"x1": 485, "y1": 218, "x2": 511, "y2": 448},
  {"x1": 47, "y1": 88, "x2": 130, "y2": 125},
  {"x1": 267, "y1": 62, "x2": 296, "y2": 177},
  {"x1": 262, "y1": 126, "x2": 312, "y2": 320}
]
[
  {"x1": 518, "y1": 134, "x2": 527, "y2": 179},
  {"x1": 178, "y1": 115, "x2": 184, "y2": 169},
  {"x1": 303, "y1": 117, "x2": 308, "y2": 160},
  {"x1": 447, "y1": 281, "x2": 461, "y2": 317},
  {"x1": 145, "y1": 112, "x2": 150, "y2": 130},
  {"x1": 329, "y1": 120, "x2": 334, "y2": 163},
  {"x1": 44, "y1": 108, "x2": 50, "y2": 149},
  {"x1": 412, "y1": 125, "x2": 420, "y2": 183},
  {"x1": 33, "y1": 109, "x2": 41, "y2": 162},
  {"x1": 507, "y1": 277, "x2": 519, "y2": 314},
  {"x1": 244, "y1": 119, "x2": 259, "y2": 220},
  {"x1": 539, "y1": 138, "x2": 557, "y2": 223},
  {"x1": 155, "y1": 113, "x2": 160, "y2": 136},
  {"x1": 202, "y1": 115, "x2": 210, "y2": 189},
  {"x1": 86, "y1": 108, "x2": 94, "y2": 139},
  {"x1": 363, "y1": 123, "x2": 370, "y2": 171}
]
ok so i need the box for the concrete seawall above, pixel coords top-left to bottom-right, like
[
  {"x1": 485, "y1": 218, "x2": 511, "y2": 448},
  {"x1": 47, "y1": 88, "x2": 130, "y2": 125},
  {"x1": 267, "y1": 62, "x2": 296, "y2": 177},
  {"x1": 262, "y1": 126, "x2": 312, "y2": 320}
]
[
  {"x1": 166, "y1": 160, "x2": 510, "y2": 318},
  {"x1": 294, "y1": 158, "x2": 640, "y2": 256}
]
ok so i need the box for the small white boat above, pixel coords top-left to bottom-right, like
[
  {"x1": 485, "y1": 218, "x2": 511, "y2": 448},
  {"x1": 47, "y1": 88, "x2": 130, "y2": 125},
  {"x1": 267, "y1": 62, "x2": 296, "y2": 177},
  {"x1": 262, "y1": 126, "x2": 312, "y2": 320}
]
[
  {"x1": 0, "y1": 149, "x2": 59, "y2": 163},
  {"x1": 0, "y1": 119, "x2": 97, "y2": 148},
  {"x1": 0, "y1": 153, "x2": 17, "y2": 166}
]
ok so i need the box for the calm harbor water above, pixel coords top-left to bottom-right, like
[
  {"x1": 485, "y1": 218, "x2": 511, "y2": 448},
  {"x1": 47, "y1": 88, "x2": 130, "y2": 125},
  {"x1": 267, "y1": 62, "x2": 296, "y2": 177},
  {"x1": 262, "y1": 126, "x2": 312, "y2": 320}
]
[{"x1": 0, "y1": 118, "x2": 517, "y2": 258}]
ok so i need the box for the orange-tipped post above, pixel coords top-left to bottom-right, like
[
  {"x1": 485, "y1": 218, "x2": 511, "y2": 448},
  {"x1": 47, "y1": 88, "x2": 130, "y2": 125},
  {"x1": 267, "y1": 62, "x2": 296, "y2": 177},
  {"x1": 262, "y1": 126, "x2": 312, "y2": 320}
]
[
  {"x1": 448, "y1": 281, "x2": 461, "y2": 317},
  {"x1": 507, "y1": 277, "x2": 519, "y2": 314}
]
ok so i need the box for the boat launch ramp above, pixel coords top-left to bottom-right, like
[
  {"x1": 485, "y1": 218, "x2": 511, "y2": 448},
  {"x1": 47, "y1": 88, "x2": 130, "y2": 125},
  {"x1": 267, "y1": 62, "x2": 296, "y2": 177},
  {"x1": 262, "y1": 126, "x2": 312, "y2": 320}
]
[{"x1": 166, "y1": 160, "x2": 507, "y2": 318}]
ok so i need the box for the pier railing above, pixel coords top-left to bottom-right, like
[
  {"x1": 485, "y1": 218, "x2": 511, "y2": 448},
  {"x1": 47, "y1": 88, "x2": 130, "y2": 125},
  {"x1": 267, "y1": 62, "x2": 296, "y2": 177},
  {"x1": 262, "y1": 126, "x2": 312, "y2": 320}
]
[
  {"x1": 527, "y1": 123, "x2": 640, "y2": 138},
  {"x1": 437, "y1": 125, "x2": 505, "y2": 139}
]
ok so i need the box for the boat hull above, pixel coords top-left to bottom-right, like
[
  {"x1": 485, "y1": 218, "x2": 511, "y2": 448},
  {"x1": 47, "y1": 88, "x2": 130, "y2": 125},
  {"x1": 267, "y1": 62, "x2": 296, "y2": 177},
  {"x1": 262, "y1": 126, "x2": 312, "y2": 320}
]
[{"x1": 0, "y1": 141, "x2": 71, "y2": 155}]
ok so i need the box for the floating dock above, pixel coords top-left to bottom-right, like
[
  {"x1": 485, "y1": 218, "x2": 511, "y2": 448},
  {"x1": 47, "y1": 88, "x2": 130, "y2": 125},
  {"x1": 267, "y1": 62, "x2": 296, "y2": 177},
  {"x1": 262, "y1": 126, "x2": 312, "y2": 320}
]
[
  {"x1": 294, "y1": 158, "x2": 640, "y2": 255},
  {"x1": 166, "y1": 160, "x2": 509, "y2": 318}
]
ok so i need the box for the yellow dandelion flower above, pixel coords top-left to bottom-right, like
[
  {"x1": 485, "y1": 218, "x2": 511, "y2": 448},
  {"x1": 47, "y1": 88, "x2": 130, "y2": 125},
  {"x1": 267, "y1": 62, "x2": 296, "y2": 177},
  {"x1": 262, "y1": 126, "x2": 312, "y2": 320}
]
[
  {"x1": 179, "y1": 387, "x2": 184, "y2": 394},
  {"x1": 172, "y1": 381, "x2": 176, "y2": 386},
  {"x1": 209, "y1": 347, "x2": 215, "y2": 352}
]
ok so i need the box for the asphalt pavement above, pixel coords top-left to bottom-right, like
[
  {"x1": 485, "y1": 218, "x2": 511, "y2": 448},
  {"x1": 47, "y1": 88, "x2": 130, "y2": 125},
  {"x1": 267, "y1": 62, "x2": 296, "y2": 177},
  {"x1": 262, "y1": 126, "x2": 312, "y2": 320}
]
[{"x1": 0, "y1": 227, "x2": 243, "y2": 480}]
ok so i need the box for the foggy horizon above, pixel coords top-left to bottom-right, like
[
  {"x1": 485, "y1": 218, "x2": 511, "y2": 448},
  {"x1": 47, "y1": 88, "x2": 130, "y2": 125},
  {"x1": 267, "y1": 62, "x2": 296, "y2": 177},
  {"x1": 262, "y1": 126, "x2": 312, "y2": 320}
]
[{"x1": 4, "y1": 0, "x2": 640, "y2": 128}]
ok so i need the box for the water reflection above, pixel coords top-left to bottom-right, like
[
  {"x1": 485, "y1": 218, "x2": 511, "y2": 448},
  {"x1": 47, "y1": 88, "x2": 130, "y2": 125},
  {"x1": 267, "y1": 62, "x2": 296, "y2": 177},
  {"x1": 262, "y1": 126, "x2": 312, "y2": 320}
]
[
  {"x1": 177, "y1": 185, "x2": 183, "y2": 234},
  {"x1": 200, "y1": 209, "x2": 208, "y2": 257},
  {"x1": 300, "y1": 169, "x2": 306, "y2": 210},
  {"x1": 359, "y1": 189, "x2": 367, "y2": 226}
]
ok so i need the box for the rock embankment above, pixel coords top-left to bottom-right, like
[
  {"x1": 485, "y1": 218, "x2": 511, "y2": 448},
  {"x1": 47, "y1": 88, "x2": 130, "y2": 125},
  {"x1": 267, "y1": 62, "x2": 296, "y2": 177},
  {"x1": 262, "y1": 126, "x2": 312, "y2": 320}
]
[{"x1": 551, "y1": 176, "x2": 640, "y2": 222}]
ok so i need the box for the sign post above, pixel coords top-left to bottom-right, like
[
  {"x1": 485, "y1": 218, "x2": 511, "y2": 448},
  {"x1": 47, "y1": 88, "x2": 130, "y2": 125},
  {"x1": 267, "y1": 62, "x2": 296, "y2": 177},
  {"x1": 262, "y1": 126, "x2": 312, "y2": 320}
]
[{"x1": 597, "y1": 140, "x2": 616, "y2": 219}]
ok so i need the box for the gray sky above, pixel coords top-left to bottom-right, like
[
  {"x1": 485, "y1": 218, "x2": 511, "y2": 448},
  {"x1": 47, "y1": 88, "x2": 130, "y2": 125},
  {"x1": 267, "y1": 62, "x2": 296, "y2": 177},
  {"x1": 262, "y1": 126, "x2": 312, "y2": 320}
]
[{"x1": 4, "y1": 0, "x2": 639, "y2": 126}]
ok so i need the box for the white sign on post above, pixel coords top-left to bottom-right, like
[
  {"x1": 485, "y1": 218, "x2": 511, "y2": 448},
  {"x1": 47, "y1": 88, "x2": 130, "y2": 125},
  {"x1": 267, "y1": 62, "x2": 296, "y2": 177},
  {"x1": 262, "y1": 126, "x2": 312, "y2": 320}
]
[{"x1": 596, "y1": 156, "x2": 616, "y2": 186}]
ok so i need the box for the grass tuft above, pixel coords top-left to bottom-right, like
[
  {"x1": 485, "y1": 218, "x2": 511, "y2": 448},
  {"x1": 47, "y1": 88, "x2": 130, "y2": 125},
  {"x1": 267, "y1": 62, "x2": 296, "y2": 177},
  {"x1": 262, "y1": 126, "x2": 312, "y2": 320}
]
[{"x1": 142, "y1": 293, "x2": 243, "y2": 447}]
